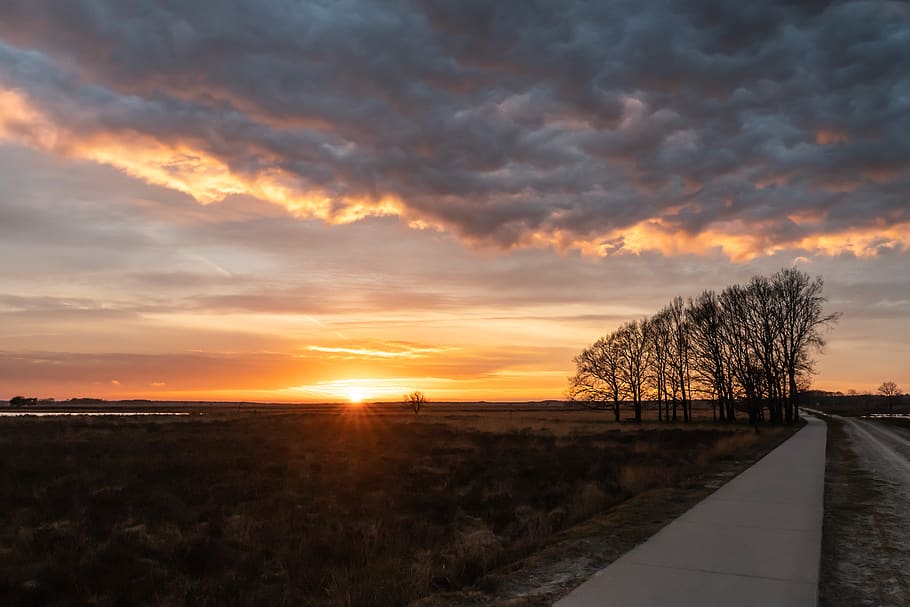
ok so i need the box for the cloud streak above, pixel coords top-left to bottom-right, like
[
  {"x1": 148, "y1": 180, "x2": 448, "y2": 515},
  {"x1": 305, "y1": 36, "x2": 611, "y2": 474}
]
[{"x1": 0, "y1": 0, "x2": 908, "y2": 261}]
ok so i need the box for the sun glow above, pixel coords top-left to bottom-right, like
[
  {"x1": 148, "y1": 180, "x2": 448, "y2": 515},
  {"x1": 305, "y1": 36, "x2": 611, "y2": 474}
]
[
  {"x1": 346, "y1": 387, "x2": 366, "y2": 403},
  {"x1": 289, "y1": 378, "x2": 428, "y2": 402}
]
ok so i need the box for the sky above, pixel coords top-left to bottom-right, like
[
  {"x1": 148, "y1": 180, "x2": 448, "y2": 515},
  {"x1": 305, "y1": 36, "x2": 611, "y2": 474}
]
[{"x1": 0, "y1": 0, "x2": 908, "y2": 402}]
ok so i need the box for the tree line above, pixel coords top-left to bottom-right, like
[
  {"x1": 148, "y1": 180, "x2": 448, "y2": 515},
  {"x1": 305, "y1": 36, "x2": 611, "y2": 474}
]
[
  {"x1": 569, "y1": 268, "x2": 840, "y2": 426},
  {"x1": 9, "y1": 396, "x2": 40, "y2": 407}
]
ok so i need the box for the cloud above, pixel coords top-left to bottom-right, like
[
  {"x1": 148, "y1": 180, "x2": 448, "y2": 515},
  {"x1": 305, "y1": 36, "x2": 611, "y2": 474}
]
[
  {"x1": 0, "y1": 0, "x2": 908, "y2": 259},
  {"x1": 303, "y1": 341, "x2": 452, "y2": 359}
]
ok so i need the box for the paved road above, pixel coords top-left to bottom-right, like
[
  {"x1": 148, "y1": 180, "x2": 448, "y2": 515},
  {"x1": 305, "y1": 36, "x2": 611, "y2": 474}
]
[{"x1": 555, "y1": 417, "x2": 826, "y2": 607}]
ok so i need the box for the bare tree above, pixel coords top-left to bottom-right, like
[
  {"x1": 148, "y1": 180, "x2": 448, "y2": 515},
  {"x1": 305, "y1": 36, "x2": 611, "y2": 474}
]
[
  {"x1": 771, "y1": 268, "x2": 841, "y2": 423},
  {"x1": 569, "y1": 335, "x2": 625, "y2": 421},
  {"x1": 742, "y1": 275, "x2": 787, "y2": 424},
  {"x1": 688, "y1": 291, "x2": 732, "y2": 423},
  {"x1": 666, "y1": 296, "x2": 692, "y2": 423},
  {"x1": 878, "y1": 381, "x2": 902, "y2": 413},
  {"x1": 719, "y1": 284, "x2": 761, "y2": 424},
  {"x1": 646, "y1": 310, "x2": 673, "y2": 422},
  {"x1": 402, "y1": 391, "x2": 428, "y2": 414},
  {"x1": 617, "y1": 320, "x2": 651, "y2": 423},
  {"x1": 569, "y1": 268, "x2": 838, "y2": 427}
]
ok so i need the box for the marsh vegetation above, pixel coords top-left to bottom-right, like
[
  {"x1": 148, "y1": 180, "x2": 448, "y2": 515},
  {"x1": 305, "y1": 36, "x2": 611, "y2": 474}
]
[{"x1": 0, "y1": 406, "x2": 790, "y2": 606}]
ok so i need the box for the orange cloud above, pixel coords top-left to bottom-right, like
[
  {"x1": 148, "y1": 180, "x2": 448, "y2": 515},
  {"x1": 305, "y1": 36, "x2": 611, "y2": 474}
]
[
  {"x1": 304, "y1": 342, "x2": 451, "y2": 359},
  {"x1": 0, "y1": 88, "x2": 63, "y2": 149},
  {"x1": 815, "y1": 129, "x2": 850, "y2": 145},
  {"x1": 0, "y1": 87, "x2": 402, "y2": 224},
  {"x1": 3, "y1": 86, "x2": 909, "y2": 263},
  {"x1": 528, "y1": 219, "x2": 910, "y2": 262}
]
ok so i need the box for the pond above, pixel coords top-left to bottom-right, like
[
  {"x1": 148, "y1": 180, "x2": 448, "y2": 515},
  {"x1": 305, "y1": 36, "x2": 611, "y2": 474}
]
[{"x1": 0, "y1": 411, "x2": 194, "y2": 417}]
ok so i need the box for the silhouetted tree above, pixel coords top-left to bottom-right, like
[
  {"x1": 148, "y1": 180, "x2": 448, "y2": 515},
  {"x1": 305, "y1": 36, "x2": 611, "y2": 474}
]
[
  {"x1": 402, "y1": 391, "x2": 428, "y2": 414},
  {"x1": 617, "y1": 320, "x2": 650, "y2": 423},
  {"x1": 771, "y1": 268, "x2": 841, "y2": 423},
  {"x1": 688, "y1": 291, "x2": 732, "y2": 423},
  {"x1": 744, "y1": 275, "x2": 786, "y2": 423},
  {"x1": 665, "y1": 296, "x2": 692, "y2": 422},
  {"x1": 570, "y1": 268, "x2": 838, "y2": 426},
  {"x1": 878, "y1": 381, "x2": 902, "y2": 413},
  {"x1": 719, "y1": 284, "x2": 761, "y2": 424},
  {"x1": 646, "y1": 310, "x2": 672, "y2": 422},
  {"x1": 568, "y1": 335, "x2": 625, "y2": 421}
]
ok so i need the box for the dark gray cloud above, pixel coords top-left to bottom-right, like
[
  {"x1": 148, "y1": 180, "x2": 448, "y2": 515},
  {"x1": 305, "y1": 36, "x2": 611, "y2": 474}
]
[{"x1": 0, "y1": 0, "x2": 908, "y2": 253}]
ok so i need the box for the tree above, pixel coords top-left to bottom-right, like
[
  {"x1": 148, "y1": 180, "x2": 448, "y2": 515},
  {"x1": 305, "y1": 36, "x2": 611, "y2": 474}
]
[
  {"x1": 719, "y1": 284, "x2": 763, "y2": 425},
  {"x1": 771, "y1": 268, "x2": 840, "y2": 423},
  {"x1": 689, "y1": 290, "x2": 736, "y2": 424},
  {"x1": 741, "y1": 275, "x2": 786, "y2": 424},
  {"x1": 617, "y1": 320, "x2": 650, "y2": 423},
  {"x1": 646, "y1": 309, "x2": 672, "y2": 422},
  {"x1": 10, "y1": 396, "x2": 37, "y2": 408},
  {"x1": 570, "y1": 267, "x2": 839, "y2": 427},
  {"x1": 665, "y1": 296, "x2": 692, "y2": 423},
  {"x1": 878, "y1": 381, "x2": 902, "y2": 413},
  {"x1": 568, "y1": 335, "x2": 625, "y2": 421},
  {"x1": 402, "y1": 391, "x2": 428, "y2": 414}
]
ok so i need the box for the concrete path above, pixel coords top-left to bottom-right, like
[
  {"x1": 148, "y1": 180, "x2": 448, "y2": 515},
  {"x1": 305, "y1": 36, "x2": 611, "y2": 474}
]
[{"x1": 554, "y1": 416, "x2": 827, "y2": 607}]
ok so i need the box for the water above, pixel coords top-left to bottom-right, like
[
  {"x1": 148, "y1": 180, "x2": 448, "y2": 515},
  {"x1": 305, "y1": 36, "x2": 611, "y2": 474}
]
[{"x1": 0, "y1": 411, "x2": 193, "y2": 417}]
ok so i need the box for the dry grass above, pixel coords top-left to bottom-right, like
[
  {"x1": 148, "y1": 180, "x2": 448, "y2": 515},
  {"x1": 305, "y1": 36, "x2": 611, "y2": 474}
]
[
  {"x1": 1, "y1": 407, "x2": 782, "y2": 606},
  {"x1": 694, "y1": 431, "x2": 763, "y2": 466},
  {"x1": 427, "y1": 405, "x2": 721, "y2": 435}
]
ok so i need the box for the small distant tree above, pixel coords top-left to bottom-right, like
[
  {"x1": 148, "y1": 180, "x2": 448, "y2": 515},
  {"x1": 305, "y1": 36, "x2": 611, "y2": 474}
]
[
  {"x1": 10, "y1": 396, "x2": 37, "y2": 408},
  {"x1": 878, "y1": 381, "x2": 902, "y2": 413},
  {"x1": 403, "y1": 391, "x2": 428, "y2": 415}
]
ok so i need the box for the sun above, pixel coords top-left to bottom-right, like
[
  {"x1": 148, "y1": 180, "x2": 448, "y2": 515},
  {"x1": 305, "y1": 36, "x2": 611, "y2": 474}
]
[{"x1": 346, "y1": 387, "x2": 366, "y2": 404}]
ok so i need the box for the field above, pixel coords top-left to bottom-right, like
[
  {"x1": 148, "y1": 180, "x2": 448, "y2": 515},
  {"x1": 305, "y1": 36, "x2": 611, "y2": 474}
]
[
  {"x1": 802, "y1": 393, "x2": 909, "y2": 416},
  {"x1": 820, "y1": 415, "x2": 910, "y2": 606},
  {"x1": 0, "y1": 404, "x2": 793, "y2": 606}
]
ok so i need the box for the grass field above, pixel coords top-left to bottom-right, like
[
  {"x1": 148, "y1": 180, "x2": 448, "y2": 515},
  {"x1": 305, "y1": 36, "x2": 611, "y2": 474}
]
[{"x1": 0, "y1": 405, "x2": 790, "y2": 606}]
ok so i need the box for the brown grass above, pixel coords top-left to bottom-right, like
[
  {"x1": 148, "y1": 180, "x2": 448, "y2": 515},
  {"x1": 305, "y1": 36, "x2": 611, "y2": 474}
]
[{"x1": 0, "y1": 407, "x2": 784, "y2": 606}]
